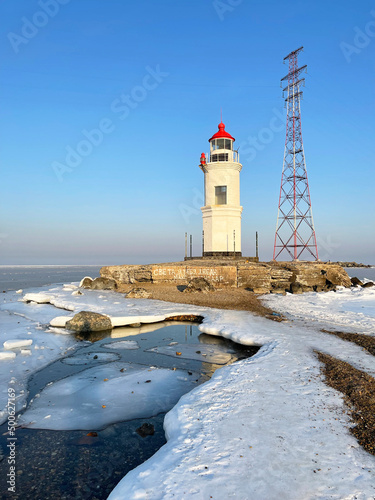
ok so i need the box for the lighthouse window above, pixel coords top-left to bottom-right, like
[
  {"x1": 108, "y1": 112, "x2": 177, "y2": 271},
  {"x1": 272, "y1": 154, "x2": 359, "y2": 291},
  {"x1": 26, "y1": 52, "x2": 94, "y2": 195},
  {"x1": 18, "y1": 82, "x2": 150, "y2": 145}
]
[
  {"x1": 211, "y1": 153, "x2": 229, "y2": 162},
  {"x1": 211, "y1": 139, "x2": 232, "y2": 151},
  {"x1": 215, "y1": 186, "x2": 227, "y2": 205}
]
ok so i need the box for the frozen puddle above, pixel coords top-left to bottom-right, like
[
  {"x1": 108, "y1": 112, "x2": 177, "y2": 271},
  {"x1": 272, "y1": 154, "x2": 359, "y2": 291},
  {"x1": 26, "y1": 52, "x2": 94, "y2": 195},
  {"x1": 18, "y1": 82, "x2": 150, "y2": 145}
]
[
  {"x1": 146, "y1": 343, "x2": 234, "y2": 364},
  {"x1": 1, "y1": 322, "x2": 259, "y2": 499},
  {"x1": 18, "y1": 362, "x2": 198, "y2": 431}
]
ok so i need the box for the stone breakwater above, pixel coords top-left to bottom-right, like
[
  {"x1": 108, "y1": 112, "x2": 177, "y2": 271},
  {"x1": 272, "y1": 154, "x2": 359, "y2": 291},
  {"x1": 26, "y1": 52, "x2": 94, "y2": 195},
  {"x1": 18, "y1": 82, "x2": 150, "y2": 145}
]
[{"x1": 100, "y1": 261, "x2": 351, "y2": 294}]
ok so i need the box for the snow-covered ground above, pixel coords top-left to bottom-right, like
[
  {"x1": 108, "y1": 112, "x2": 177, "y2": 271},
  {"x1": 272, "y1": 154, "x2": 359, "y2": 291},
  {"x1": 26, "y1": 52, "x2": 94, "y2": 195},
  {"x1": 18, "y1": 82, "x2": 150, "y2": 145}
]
[{"x1": 1, "y1": 283, "x2": 375, "y2": 499}]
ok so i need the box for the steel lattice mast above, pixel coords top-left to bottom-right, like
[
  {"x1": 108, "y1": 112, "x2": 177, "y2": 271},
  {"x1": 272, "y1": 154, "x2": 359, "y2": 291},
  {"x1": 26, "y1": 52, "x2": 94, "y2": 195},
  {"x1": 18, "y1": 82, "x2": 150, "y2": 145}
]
[{"x1": 273, "y1": 47, "x2": 319, "y2": 261}]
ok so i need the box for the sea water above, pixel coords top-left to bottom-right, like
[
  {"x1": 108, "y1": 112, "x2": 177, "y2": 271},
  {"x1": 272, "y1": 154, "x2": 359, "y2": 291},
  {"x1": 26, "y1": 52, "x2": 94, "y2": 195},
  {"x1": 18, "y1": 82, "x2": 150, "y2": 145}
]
[
  {"x1": 344, "y1": 267, "x2": 375, "y2": 282},
  {"x1": 0, "y1": 265, "x2": 102, "y2": 292}
]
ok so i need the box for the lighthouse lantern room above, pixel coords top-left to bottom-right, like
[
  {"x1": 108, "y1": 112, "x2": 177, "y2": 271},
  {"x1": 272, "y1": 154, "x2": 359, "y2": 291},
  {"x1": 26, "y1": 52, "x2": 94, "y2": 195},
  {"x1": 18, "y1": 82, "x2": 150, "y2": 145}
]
[{"x1": 200, "y1": 121, "x2": 243, "y2": 257}]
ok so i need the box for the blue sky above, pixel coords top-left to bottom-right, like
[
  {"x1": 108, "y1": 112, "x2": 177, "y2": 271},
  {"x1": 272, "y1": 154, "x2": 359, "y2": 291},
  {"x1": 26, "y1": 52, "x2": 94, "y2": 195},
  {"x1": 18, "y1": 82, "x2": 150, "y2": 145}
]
[{"x1": 1, "y1": 0, "x2": 374, "y2": 264}]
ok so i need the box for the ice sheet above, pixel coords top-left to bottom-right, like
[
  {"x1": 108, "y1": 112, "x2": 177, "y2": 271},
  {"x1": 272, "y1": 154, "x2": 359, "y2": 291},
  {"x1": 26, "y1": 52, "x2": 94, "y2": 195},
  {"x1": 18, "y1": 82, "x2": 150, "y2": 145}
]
[
  {"x1": 18, "y1": 363, "x2": 198, "y2": 430},
  {"x1": 61, "y1": 352, "x2": 120, "y2": 365},
  {"x1": 146, "y1": 343, "x2": 233, "y2": 364}
]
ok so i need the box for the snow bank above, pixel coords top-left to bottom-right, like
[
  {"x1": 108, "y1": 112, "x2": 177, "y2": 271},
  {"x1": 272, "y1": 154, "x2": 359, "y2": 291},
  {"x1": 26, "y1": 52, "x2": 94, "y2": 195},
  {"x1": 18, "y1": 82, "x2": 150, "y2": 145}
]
[
  {"x1": 262, "y1": 286, "x2": 375, "y2": 333},
  {"x1": 108, "y1": 305, "x2": 375, "y2": 500}
]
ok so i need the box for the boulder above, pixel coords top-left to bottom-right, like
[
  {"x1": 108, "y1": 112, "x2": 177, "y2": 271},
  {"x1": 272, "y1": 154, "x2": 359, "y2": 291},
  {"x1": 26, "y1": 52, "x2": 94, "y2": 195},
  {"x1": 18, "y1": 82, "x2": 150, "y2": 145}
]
[
  {"x1": 183, "y1": 277, "x2": 215, "y2": 293},
  {"x1": 66, "y1": 311, "x2": 112, "y2": 333},
  {"x1": 80, "y1": 277, "x2": 93, "y2": 289},
  {"x1": 325, "y1": 267, "x2": 351, "y2": 288},
  {"x1": 126, "y1": 288, "x2": 152, "y2": 299},
  {"x1": 362, "y1": 281, "x2": 374, "y2": 288},
  {"x1": 100, "y1": 265, "x2": 153, "y2": 285},
  {"x1": 351, "y1": 277, "x2": 364, "y2": 287},
  {"x1": 90, "y1": 277, "x2": 117, "y2": 291}
]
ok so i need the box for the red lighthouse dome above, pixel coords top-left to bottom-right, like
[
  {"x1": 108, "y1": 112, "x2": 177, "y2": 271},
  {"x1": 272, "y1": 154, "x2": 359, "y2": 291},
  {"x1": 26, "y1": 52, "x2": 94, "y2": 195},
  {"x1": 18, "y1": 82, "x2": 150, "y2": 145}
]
[{"x1": 209, "y1": 121, "x2": 235, "y2": 142}]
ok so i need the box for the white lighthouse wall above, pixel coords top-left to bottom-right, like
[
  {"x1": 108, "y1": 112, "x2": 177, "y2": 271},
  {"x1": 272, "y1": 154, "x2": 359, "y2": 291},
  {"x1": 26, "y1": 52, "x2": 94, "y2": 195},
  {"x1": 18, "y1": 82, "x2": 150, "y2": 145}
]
[
  {"x1": 201, "y1": 160, "x2": 243, "y2": 254},
  {"x1": 203, "y1": 163, "x2": 241, "y2": 206},
  {"x1": 202, "y1": 206, "x2": 242, "y2": 253}
]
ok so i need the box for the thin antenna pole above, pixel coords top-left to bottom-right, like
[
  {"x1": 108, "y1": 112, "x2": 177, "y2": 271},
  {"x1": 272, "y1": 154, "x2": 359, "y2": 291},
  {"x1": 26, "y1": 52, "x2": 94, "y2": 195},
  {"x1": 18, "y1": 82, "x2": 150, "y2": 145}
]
[{"x1": 185, "y1": 232, "x2": 187, "y2": 259}]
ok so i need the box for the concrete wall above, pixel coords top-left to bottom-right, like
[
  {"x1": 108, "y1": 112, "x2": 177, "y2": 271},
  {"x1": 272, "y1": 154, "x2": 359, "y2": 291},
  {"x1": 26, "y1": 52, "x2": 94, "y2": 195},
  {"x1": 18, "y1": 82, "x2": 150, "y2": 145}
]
[{"x1": 100, "y1": 261, "x2": 351, "y2": 294}]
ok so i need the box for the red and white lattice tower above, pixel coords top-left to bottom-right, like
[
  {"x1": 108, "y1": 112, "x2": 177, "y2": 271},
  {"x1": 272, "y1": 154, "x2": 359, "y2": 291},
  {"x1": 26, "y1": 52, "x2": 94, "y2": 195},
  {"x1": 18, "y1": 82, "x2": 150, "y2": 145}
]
[{"x1": 273, "y1": 47, "x2": 319, "y2": 261}]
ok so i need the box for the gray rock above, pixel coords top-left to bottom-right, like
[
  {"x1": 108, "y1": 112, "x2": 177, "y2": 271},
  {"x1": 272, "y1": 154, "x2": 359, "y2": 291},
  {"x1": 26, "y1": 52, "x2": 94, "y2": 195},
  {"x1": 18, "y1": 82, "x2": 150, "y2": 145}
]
[
  {"x1": 66, "y1": 311, "x2": 112, "y2": 333},
  {"x1": 90, "y1": 277, "x2": 117, "y2": 291},
  {"x1": 126, "y1": 288, "x2": 151, "y2": 299},
  {"x1": 183, "y1": 277, "x2": 215, "y2": 293}
]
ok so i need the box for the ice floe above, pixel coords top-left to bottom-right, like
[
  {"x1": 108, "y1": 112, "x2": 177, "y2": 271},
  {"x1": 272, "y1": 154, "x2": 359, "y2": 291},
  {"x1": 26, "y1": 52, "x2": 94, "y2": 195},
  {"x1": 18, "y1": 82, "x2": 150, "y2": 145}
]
[
  {"x1": 103, "y1": 340, "x2": 140, "y2": 350},
  {"x1": 0, "y1": 352, "x2": 16, "y2": 361},
  {"x1": 18, "y1": 362, "x2": 198, "y2": 430},
  {"x1": 3, "y1": 339, "x2": 33, "y2": 350}
]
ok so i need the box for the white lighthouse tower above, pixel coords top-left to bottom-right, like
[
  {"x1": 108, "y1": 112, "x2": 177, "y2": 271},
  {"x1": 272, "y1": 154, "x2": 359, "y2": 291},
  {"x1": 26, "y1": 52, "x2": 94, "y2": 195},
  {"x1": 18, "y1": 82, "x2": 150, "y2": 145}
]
[{"x1": 200, "y1": 121, "x2": 243, "y2": 257}]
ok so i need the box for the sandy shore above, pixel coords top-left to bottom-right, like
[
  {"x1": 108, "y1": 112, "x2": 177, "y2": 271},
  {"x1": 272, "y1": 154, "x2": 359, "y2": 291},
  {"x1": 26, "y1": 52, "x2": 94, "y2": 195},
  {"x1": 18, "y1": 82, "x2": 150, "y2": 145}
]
[{"x1": 115, "y1": 282, "x2": 280, "y2": 320}]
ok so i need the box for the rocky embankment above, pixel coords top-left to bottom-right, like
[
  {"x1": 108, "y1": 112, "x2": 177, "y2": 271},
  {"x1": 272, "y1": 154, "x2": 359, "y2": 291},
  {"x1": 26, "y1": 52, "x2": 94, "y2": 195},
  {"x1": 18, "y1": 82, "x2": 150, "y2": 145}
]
[
  {"x1": 98, "y1": 260, "x2": 352, "y2": 295},
  {"x1": 334, "y1": 261, "x2": 373, "y2": 268}
]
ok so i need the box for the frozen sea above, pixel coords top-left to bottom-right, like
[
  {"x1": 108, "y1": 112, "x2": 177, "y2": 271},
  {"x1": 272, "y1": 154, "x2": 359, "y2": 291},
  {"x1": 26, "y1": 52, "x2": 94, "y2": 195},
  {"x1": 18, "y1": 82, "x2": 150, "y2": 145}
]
[{"x1": 0, "y1": 265, "x2": 375, "y2": 499}]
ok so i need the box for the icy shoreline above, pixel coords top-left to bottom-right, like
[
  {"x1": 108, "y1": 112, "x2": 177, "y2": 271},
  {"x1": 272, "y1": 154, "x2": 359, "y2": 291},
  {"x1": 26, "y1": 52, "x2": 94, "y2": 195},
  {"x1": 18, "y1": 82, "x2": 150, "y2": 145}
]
[{"x1": 1, "y1": 284, "x2": 375, "y2": 499}]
